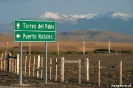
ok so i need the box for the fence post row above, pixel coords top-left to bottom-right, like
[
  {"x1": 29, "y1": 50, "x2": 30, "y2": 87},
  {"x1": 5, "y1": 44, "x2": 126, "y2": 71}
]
[{"x1": 0, "y1": 52, "x2": 125, "y2": 86}]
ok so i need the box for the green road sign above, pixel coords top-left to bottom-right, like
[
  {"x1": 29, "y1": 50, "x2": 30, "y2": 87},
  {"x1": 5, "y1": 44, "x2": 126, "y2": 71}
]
[{"x1": 14, "y1": 20, "x2": 56, "y2": 42}]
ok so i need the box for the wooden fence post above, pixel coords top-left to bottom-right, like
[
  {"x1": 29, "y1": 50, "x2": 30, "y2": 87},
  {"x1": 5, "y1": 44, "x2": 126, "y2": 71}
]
[
  {"x1": 50, "y1": 58, "x2": 52, "y2": 80},
  {"x1": 17, "y1": 54, "x2": 19, "y2": 74},
  {"x1": 60, "y1": 57, "x2": 64, "y2": 82},
  {"x1": 98, "y1": 60, "x2": 100, "y2": 86},
  {"x1": 10, "y1": 53, "x2": 13, "y2": 73},
  {"x1": 108, "y1": 41, "x2": 110, "y2": 53},
  {"x1": 15, "y1": 58, "x2": 17, "y2": 74},
  {"x1": 79, "y1": 59, "x2": 81, "y2": 84},
  {"x1": 1, "y1": 52, "x2": 3, "y2": 71},
  {"x1": 4, "y1": 52, "x2": 6, "y2": 71},
  {"x1": 11, "y1": 53, "x2": 14, "y2": 73},
  {"x1": 41, "y1": 57, "x2": 43, "y2": 79},
  {"x1": 29, "y1": 42, "x2": 31, "y2": 55},
  {"x1": 29, "y1": 56, "x2": 31, "y2": 77},
  {"x1": 37, "y1": 55, "x2": 40, "y2": 78},
  {"x1": 83, "y1": 41, "x2": 85, "y2": 54},
  {"x1": 55, "y1": 58, "x2": 58, "y2": 81},
  {"x1": 57, "y1": 42, "x2": 59, "y2": 55},
  {"x1": 9, "y1": 53, "x2": 11, "y2": 72},
  {"x1": 33, "y1": 56, "x2": 35, "y2": 77},
  {"x1": 120, "y1": 60, "x2": 122, "y2": 85},
  {"x1": 25, "y1": 56, "x2": 27, "y2": 76},
  {"x1": 86, "y1": 58, "x2": 89, "y2": 81},
  {"x1": 5, "y1": 42, "x2": 8, "y2": 54},
  {"x1": 13, "y1": 57, "x2": 15, "y2": 73}
]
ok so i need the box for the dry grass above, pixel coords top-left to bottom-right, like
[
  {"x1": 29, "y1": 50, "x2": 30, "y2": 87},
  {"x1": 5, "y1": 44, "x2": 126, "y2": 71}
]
[{"x1": 0, "y1": 35, "x2": 133, "y2": 53}]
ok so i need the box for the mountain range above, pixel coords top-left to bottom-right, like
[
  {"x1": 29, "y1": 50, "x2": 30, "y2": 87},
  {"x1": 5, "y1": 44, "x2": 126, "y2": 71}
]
[
  {"x1": 0, "y1": 11, "x2": 133, "y2": 34},
  {"x1": 0, "y1": 11, "x2": 133, "y2": 42},
  {"x1": 36, "y1": 11, "x2": 133, "y2": 34}
]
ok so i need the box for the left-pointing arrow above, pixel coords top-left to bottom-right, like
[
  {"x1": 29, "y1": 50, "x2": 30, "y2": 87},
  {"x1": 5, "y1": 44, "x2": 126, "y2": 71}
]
[{"x1": 16, "y1": 34, "x2": 21, "y2": 39}]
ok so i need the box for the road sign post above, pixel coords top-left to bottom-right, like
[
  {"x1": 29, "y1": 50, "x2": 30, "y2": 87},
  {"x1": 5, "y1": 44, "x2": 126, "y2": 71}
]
[
  {"x1": 20, "y1": 42, "x2": 22, "y2": 85},
  {"x1": 45, "y1": 42, "x2": 47, "y2": 83},
  {"x1": 14, "y1": 20, "x2": 56, "y2": 84}
]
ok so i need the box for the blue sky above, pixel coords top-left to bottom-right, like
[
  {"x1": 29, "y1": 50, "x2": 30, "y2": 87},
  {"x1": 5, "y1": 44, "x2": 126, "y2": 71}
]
[{"x1": 0, "y1": 0, "x2": 133, "y2": 23}]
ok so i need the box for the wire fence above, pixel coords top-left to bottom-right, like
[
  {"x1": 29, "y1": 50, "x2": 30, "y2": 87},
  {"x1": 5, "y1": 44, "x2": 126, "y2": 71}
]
[{"x1": 0, "y1": 52, "x2": 133, "y2": 87}]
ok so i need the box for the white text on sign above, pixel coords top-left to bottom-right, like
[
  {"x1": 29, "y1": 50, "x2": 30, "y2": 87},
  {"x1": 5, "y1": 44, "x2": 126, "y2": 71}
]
[
  {"x1": 23, "y1": 23, "x2": 55, "y2": 30},
  {"x1": 23, "y1": 33, "x2": 53, "y2": 40}
]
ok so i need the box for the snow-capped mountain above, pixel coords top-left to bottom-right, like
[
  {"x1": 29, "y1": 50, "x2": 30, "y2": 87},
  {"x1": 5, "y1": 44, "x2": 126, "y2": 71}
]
[
  {"x1": 1, "y1": 11, "x2": 133, "y2": 35},
  {"x1": 37, "y1": 11, "x2": 133, "y2": 22},
  {"x1": 36, "y1": 11, "x2": 133, "y2": 34},
  {"x1": 37, "y1": 12, "x2": 97, "y2": 24}
]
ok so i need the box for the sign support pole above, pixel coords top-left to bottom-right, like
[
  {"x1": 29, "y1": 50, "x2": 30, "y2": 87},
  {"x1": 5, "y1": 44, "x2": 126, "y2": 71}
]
[
  {"x1": 19, "y1": 42, "x2": 22, "y2": 85},
  {"x1": 44, "y1": 42, "x2": 47, "y2": 83},
  {"x1": 14, "y1": 20, "x2": 56, "y2": 84}
]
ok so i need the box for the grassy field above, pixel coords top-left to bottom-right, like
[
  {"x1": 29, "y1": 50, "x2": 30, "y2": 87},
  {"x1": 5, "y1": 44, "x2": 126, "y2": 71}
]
[{"x1": 0, "y1": 35, "x2": 133, "y2": 54}]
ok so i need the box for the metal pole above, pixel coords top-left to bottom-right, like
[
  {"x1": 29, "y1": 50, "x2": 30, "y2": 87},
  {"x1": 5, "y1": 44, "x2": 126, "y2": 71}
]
[
  {"x1": 44, "y1": 42, "x2": 47, "y2": 83},
  {"x1": 19, "y1": 42, "x2": 22, "y2": 85}
]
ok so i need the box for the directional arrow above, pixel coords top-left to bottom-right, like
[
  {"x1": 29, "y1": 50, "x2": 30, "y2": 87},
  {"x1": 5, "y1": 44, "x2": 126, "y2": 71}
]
[
  {"x1": 16, "y1": 23, "x2": 20, "y2": 29},
  {"x1": 16, "y1": 34, "x2": 21, "y2": 39}
]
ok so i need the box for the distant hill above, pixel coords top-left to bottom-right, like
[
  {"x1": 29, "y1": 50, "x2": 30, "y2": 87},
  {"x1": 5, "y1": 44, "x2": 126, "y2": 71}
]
[
  {"x1": 57, "y1": 30, "x2": 133, "y2": 42},
  {"x1": 0, "y1": 30, "x2": 133, "y2": 42}
]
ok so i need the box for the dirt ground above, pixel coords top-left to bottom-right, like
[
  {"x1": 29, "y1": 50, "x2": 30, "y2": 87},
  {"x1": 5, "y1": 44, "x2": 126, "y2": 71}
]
[
  {"x1": 0, "y1": 35, "x2": 133, "y2": 87},
  {"x1": 0, "y1": 54, "x2": 133, "y2": 88}
]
